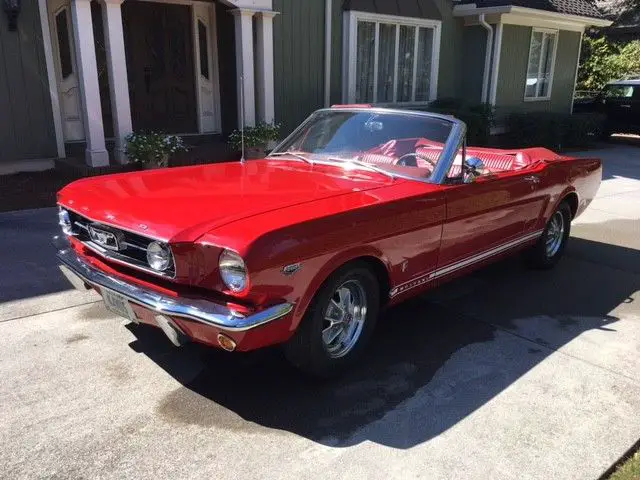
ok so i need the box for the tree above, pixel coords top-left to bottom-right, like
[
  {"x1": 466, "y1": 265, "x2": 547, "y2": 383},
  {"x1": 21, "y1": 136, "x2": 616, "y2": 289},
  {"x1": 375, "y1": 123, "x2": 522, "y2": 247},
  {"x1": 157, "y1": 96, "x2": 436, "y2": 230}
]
[
  {"x1": 599, "y1": 0, "x2": 640, "y2": 17},
  {"x1": 577, "y1": 35, "x2": 640, "y2": 90},
  {"x1": 578, "y1": 36, "x2": 622, "y2": 90}
]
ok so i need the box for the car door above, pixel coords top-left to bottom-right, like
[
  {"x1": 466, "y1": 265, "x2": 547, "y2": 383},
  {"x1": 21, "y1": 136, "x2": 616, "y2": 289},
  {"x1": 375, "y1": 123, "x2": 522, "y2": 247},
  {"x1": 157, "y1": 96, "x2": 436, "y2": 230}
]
[
  {"x1": 437, "y1": 165, "x2": 546, "y2": 272},
  {"x1": 631, "y1": 86, "x2": 640, "y2": 131},
  {"x1": 601, "y1": 84, "x2": 636, "y2": 131}
]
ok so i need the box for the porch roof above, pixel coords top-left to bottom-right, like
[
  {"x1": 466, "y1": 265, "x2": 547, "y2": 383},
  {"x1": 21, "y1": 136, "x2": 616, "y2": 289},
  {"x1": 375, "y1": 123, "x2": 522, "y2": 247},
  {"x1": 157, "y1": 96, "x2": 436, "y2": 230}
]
[{"x1": 458, "y1": 0, "x2": 606, "y2": 19}]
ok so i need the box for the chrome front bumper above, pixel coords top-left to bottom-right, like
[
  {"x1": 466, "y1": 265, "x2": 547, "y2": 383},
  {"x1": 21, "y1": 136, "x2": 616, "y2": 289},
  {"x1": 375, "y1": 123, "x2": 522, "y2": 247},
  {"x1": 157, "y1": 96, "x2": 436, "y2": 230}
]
[{"x1": 55, "y1": 235, "x2": 293, "y2": 332}]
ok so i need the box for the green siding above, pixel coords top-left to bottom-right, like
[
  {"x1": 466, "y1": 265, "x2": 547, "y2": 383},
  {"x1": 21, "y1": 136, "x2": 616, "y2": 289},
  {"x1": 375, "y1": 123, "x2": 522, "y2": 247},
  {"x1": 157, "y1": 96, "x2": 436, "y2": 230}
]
[
  {"x1": 328, "y1": 0, "x2": 467, "y2": 103},
  {"x1": 431, "y1": 0, "x2": 465, "y2": 100},
  {"x1": 0, "y1": 0, "x2": 57, "y2": 162},
  {"x1": 274, "y1": 0, "x2": 471, "y2": 133},
  {"x1": 329, "y1": 0, "x2": 343, "y2": 106},
  {"x1": 273, "y1": 0, "x2": 326, "y2": 135},
  {"x1": 495, "y1": 25, "x2": 581, "y2": 114},
  {"x1": 459, "y1": 26, "x2": 487, "y2": 104},
  {"x1": 272, "y1": 0, "x2": 582, "y2": 137}
]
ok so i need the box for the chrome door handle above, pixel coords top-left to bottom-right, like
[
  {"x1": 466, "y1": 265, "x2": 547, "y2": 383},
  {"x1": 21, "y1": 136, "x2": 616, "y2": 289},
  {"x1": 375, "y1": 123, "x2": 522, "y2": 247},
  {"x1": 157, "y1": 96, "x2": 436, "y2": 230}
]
[
  {"x1": 524, "y1": 175, "x2": 540, "y2": 184},
  {"x1": 621, "y1": 104, "x2": 632, "y2": 108}
]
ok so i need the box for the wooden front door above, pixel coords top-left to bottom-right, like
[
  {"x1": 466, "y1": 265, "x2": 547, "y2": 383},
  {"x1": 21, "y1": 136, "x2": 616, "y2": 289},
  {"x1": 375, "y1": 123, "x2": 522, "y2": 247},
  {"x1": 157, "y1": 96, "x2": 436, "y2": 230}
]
[{"x1": 122, "y1": 1, "x2": 197, "y2": 133}]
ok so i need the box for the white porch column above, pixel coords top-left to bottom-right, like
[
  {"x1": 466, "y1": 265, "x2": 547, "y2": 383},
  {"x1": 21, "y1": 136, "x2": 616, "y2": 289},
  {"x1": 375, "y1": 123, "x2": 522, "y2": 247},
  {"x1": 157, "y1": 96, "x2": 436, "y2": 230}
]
[
  {"x1": 232, "y1": 9, "x2": 256, "y2": 127},
  {"x1": 101, "y1": 0, "x2": 133, "y2": 164},
  {"x1": 255, "y1": 11, "x2": 277, "y2": 124},
  {"x1": 70, "y1": 0, "x2": 109, "y2": 166}
]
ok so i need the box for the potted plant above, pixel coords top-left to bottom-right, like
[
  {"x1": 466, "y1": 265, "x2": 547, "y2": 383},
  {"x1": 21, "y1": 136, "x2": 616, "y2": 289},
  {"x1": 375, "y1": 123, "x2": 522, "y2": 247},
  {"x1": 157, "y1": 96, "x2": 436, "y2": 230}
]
[
  {"x1": 125, "y1": 132, "x2": 188, "y2": 169},
  {"x1": 228, "y1": 122, "x2": 280, "y2": 159}
]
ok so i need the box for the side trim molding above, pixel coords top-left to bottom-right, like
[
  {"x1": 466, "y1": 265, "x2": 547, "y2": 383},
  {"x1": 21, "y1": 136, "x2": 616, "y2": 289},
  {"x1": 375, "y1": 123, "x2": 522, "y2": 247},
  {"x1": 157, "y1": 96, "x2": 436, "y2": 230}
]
[{"x1": 389, "y1": 229, "x2": 544, "y2": 297}]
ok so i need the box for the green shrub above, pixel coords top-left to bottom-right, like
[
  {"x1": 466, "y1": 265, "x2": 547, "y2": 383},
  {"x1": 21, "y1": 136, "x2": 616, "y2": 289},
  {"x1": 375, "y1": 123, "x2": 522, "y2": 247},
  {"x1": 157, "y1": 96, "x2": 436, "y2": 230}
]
[
  {"x1": 125, "y1": 132, "x2": 188, "y2": 167},
  {"x1": 228, "y1": 122, "x2": 280, "y2": 150},
  {"x1": 416, "y1": 98, "x2": 494, "y2": 146},
  {"x1": 507, "y1": 112, "x2": 606, "y2": 150},
  {"x1": 578, "y1": 36, "x2": 640, "y2": 91}
]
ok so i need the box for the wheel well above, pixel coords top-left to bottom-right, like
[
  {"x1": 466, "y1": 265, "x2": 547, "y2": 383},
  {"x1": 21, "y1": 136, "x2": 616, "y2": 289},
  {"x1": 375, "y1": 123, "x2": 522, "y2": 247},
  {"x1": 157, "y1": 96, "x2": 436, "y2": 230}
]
[
  {"x1": 356, "y1": 256, "x2": 391, "y2": 306},
  {"x1": 561, "y1": 192, "x2": 579, "y2": 219}
]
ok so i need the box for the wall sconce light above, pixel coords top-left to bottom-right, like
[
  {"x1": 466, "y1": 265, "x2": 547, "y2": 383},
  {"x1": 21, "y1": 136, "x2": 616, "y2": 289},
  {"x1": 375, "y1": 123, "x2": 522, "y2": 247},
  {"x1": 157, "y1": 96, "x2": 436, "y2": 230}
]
[{"x1": 3, "y1": 0, "x2": 21, "y2": 32}]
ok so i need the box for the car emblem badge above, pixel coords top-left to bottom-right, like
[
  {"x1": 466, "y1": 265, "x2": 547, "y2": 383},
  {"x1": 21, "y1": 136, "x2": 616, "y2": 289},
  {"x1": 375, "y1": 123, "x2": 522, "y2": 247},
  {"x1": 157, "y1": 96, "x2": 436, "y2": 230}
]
[
  {"x1": 88, "y1": 225, "x2": 120, "y2": 251},
  {"x1": 282, "y1": 263, "x2": 301, "y2": 275}
]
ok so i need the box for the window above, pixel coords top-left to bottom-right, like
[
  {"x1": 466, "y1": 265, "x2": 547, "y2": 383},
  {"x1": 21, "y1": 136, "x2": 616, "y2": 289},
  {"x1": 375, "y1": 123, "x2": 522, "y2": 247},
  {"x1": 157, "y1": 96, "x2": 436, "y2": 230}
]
[
  {"x1": 603, "y1": 85, "x2": 635, "y2": 99},
  {"x1": 346, "y1": 12, "x2": 440, "y2": 104},
  {"x1": 198, "y1": 20, "x2": 209, "y2": 80},
  {"x1": 525, "y1": 29, "x2": 558, "y2": 100},
  {"x1": 55, "y1": 9, "x2": 73, "y2": 79}
]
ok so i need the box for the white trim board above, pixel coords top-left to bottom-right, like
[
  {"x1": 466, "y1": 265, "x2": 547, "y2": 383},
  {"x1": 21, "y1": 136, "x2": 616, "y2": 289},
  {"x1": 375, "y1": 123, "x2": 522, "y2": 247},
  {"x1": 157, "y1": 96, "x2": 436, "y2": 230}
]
[
  {"x1": 37, "y1": 0, "x2": 66, "y2": 158},
  {"x1": 570, "y1": 31, "x2": 584, "y2": 114},
  {"x1": 489, "y1": 22, "x2": 502, "y2": 106},
  {"x1": 453, "y1": 4, "x2": 612, "y2": 31}
]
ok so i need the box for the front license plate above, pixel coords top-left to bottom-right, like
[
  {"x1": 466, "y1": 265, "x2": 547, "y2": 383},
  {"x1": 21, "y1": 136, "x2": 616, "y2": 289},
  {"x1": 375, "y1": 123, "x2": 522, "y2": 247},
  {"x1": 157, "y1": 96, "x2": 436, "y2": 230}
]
[{"x1": 103, "y1": 289, "x2": 137, "y2": 323}]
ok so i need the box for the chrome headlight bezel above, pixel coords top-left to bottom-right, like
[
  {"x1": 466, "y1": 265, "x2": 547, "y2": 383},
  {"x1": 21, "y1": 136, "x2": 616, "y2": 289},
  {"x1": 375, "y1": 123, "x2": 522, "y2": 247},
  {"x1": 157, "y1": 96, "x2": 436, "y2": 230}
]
[
  {"x1": 58, "y1": 207, "x2": 73, "y2": 235},
  {"x1": 146, "y1": 241, "x2": 173, "y2": 272},
  {"x1": 219, "y1": 249, "x2": 248, "y2": 293}
]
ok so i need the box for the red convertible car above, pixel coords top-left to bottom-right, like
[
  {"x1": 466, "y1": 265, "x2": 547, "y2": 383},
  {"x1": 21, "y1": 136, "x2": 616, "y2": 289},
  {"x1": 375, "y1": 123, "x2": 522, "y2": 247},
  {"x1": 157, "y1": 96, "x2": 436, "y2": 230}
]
[{"x1": 55, "y1": 106, "x2": 601, "y2": 376}]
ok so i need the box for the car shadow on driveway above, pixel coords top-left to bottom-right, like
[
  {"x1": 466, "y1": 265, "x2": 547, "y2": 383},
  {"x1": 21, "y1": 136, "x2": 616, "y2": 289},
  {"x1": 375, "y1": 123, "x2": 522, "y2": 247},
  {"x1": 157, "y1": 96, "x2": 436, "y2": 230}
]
[{"x1": 125, "y1": 237, "x2": 634, "y2": 449}]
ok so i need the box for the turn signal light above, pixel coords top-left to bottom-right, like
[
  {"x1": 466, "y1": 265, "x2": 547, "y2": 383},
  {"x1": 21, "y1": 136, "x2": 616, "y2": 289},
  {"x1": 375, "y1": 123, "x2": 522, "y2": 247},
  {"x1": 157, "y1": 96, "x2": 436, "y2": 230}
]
[{"x1": 217, "y1": 333, "x2": 237, "y2": 352}]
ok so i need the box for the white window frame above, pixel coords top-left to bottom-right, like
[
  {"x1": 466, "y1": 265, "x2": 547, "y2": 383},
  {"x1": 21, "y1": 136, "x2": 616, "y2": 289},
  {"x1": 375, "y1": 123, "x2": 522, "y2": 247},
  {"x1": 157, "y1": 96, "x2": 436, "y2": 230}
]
[
  {"x1": 524, "y1": 27, "x2": 559, "y2": 102},
  {"x1": 342, "y1": 11, "x2": 441, "y2": 105}
]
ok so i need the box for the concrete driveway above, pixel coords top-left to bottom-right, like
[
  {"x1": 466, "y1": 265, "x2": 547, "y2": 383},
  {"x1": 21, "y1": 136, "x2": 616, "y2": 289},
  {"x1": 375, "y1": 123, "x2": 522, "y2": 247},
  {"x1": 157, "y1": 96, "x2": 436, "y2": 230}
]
[{"x1": 1, "y1": 142, "x2": 639, "y2": 480}]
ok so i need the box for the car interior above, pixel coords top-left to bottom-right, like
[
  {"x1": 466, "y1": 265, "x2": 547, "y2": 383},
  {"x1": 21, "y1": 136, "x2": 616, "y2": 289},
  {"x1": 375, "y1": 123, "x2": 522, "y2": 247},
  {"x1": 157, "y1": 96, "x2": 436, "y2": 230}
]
[{"x1": 358, "y1": 137, "x2": 535, "y2": 178}]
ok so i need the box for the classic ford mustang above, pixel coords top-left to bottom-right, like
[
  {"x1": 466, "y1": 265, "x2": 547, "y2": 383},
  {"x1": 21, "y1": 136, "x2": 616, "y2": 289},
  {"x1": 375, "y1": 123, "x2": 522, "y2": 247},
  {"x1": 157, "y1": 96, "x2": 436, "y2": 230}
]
[{"x1": 55, "y1": 106, "x2": 601, "y2": 376}]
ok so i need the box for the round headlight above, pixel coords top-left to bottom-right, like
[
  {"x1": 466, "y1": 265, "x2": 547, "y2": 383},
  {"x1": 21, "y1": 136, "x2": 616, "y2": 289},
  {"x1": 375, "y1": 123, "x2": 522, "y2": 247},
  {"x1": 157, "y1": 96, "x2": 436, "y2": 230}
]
[
  {"x1": 146, "y1": 241, "x2": 172, "y2": 271},
  {"x1": 219, "y1": 250, "x2": 248, "y2": 292},
  {"x1": 58, "y1": 207, "x2": 73, "y2": 235}
]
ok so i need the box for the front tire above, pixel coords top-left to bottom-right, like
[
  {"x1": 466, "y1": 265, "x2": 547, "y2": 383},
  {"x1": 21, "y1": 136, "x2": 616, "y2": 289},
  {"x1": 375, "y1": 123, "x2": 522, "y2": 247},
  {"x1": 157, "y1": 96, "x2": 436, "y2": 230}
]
[
  {"x1": 284, "y1": 262, "x2": 380, "y2": 378},
  {"x1": 524, "y1": 202, "x2": 571, "y2": 269}
]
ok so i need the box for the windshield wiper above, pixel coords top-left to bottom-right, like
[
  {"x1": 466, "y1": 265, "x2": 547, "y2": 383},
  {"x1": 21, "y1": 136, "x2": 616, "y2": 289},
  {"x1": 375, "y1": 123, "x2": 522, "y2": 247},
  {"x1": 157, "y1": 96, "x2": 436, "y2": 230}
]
[
  {"x1": 268, "y1": 151, "x2": 313, "y2": 164},
  {"x1": 327, "y1": 157, "x2": 396, "y2": 179}
]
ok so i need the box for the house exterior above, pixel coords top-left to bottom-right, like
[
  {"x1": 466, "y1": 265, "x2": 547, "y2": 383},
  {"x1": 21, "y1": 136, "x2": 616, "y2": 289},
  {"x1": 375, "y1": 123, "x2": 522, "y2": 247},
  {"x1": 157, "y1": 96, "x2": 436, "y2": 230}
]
[{"x1": 0, "y1": 0, "x2": 610, "y2": 173}]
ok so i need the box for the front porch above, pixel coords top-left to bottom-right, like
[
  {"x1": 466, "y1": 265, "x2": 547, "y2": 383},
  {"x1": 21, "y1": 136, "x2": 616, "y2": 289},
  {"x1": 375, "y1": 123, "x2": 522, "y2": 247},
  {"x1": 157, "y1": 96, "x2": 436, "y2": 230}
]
[{"x1": 43, "y1": 0, "x2": 277, "y2": 167}]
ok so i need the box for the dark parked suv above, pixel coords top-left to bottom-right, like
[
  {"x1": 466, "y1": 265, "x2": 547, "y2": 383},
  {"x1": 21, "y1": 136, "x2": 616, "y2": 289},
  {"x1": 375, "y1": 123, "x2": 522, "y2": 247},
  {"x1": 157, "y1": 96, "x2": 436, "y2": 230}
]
[{"x1": 574, "y1": 79, "x2": 640, "y2": 137}]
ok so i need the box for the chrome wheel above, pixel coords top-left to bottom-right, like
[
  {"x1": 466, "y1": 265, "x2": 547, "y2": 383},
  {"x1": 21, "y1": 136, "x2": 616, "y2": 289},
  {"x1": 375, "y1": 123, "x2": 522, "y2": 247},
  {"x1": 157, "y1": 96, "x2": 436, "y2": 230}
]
[
  {"x1": 545, "y1": 211, "x2": 565, "y2": 258},
  {"x1": 322, "y1": 279, "x2": 367, "y2": 359}
]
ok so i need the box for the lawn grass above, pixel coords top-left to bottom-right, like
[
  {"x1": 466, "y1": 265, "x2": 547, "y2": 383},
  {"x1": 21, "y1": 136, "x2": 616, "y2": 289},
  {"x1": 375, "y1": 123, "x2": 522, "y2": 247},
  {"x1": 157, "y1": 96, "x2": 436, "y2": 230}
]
[{"x1": 609, "y1": 450, "x2": 640, "y2": 480}]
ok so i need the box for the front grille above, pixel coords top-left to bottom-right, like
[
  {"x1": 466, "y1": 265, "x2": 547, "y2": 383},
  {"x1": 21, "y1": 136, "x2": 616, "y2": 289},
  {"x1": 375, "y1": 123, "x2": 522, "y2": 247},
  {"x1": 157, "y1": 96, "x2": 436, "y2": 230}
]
[{"x1": 67, "y1": 210, "x2": 175, "y2": 278}]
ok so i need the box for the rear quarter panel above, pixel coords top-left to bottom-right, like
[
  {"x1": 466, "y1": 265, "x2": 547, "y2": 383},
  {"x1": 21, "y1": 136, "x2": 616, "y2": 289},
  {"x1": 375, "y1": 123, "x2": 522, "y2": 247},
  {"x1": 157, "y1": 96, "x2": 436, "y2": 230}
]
[{"x1": 537, "y1": 155, "x2": 602, "y2": 224}]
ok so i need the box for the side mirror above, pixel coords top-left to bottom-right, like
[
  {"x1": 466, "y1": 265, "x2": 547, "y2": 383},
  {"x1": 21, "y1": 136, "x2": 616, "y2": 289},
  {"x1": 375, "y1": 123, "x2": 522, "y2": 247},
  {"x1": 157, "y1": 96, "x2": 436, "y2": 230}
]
[{"x1": 463, "y1": 156, "x2": 485, "y2": 183}]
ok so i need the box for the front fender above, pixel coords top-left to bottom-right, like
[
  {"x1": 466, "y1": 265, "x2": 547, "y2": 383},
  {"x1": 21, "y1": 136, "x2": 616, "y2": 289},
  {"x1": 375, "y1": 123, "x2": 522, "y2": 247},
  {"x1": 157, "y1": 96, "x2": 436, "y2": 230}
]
[{"x1": 290, "y1": 245, "x2": 392, "y2": 331}]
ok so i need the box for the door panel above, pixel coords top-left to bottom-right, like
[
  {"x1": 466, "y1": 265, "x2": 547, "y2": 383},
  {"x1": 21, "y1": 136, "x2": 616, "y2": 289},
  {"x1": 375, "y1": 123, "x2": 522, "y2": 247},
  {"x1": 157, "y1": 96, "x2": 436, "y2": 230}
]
[
  {"x1": 122, "y1": 2, "x2": 197, "y2": 133},
  {"x1": 602, "y1": 84, "x2": 636, "y2": 130},
  {"x1": 632, "y1": 86, "x2": 640, "y2": 130},
  {"x1": 439, "y1": 171, "x2": 544, "y2": 267},
  {"x1": 49, "y1": 0, "x2": 84, "y2": 141}
]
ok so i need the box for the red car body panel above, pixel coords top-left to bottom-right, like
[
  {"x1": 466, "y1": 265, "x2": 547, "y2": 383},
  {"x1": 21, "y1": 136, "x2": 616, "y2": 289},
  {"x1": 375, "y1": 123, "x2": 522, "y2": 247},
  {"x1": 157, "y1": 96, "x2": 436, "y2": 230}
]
[
  {"x1": 57, "y1": 146, "x2": 602, "y2": 351},
  {"x1": 57, "y1": 160, "x2": 392, "y2": 243}
]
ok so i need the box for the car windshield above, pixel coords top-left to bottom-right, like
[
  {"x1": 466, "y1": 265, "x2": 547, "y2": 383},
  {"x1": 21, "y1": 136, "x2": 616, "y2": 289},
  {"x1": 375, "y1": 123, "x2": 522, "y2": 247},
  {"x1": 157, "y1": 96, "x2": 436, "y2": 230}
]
[{"x1": 269, "y1": 109, "x2": 456, "y2": 180}]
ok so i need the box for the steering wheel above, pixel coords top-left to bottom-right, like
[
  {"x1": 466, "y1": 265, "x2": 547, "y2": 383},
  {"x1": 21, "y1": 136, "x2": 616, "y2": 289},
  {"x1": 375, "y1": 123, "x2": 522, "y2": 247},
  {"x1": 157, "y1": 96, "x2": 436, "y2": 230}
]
[{"x1": 396, "y1": 152, "x2": 438, "y2": 168}]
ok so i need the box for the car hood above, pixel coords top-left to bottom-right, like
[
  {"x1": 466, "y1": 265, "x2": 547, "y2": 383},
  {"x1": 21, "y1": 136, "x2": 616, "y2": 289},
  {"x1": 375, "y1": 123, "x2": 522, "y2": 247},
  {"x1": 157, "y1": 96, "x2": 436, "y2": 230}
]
[{"x1": 57, "y1": 160, "x2": 393, "y2": 242}]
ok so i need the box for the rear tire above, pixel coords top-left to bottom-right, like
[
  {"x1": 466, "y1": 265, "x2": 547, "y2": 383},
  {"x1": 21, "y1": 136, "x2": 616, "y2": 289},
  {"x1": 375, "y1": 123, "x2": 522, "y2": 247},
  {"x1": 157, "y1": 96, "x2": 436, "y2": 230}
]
[
  {"x1": 284, "y1": 262, "x2": 380, "y2": 378},
  {"x1": 524, "y1": 202, "x2": 571, "y2": 269}
]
